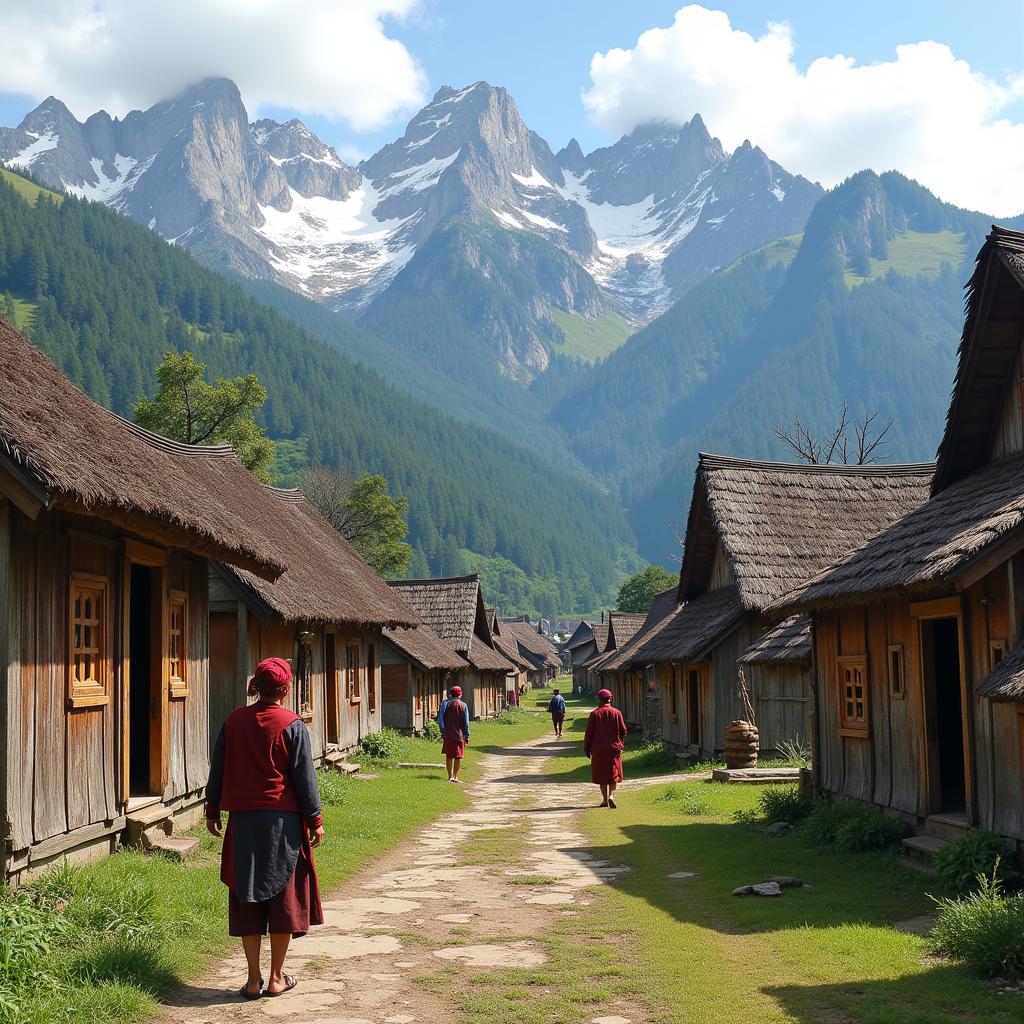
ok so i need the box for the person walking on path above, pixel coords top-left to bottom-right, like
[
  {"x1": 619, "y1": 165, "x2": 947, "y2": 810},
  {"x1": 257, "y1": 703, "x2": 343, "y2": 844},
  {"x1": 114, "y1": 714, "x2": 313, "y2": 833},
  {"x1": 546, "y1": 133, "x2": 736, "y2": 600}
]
[
  {"x1": 547, "y1": 688, "x2": 567, "y2": 738},
  {"x1": 583, "y1": 688, "x2": 627, "y2": 808},
  {"x1": 205, "y1": 657, "x2": 325, "y2": 1001},
  {"x1": 438, "y1": 684, "x2": 471, "y2": 783}
]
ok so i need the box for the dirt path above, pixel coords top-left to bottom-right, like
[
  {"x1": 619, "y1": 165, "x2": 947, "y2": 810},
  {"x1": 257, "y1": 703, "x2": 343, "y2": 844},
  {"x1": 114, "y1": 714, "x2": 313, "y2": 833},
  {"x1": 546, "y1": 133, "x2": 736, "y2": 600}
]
[{"x1": 160, "y1": 733, "x2": 644, "y2": 1024}]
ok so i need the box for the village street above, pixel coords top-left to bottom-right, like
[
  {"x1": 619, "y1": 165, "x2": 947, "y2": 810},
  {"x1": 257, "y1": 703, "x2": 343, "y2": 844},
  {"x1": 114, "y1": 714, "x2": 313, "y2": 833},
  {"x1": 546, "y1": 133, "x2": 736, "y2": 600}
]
[{"x1": 161, "y1": 729, "x2": 657, "y2": 1024}]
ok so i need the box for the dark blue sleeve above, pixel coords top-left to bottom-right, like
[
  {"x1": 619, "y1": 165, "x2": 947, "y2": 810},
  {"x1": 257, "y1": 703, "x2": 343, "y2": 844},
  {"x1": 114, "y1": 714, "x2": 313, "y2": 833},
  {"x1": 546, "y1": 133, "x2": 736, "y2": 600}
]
[
  {"x1": 437, "y1": 699, "x2": 448, "y2": 729},
  {"x1": 205, "y1": 725, "x2": 226, "y2": 817},
  {"x1": 285, "y1": 719, "x2": 322, "y2": 826},
  {"x1": 462, "y1": 703, "x2": 471, "y2": 739}
]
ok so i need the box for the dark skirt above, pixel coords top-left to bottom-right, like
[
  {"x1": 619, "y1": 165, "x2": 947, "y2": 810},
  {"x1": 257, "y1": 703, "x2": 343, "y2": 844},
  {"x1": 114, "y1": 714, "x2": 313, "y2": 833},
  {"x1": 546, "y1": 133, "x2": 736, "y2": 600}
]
[
  {"x1": 442, "y1": 736, "x2": 465, "y2": 758},
  {"x1": 228, "y1": 842, "x2": 323, "y2": 937}
]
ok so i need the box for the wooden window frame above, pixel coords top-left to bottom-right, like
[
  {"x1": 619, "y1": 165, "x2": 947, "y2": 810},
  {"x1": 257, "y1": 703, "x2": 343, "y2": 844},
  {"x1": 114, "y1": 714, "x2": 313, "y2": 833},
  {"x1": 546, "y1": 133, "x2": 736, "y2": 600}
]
[
  {"x1": 167, "y1": 589, "x2": 188, "y2": 699},
  {"x1": 347, "y1": 641, "x2": 361, "y2": 704},
  {"x1": 838, "y1": 654, "x2": 869, "y2": 737},
  {"x1": 367, "y1": 642, "x2": 377, "y2": 713},
  {"x1": 887, "y1": 643, "x2": 905, "y2": 700},
  {"x1": 68, "y1": 571, "x2": 110, "y2": 709},
  {"x1": 686, "y1": 666, "x2": 702, "y2": 746},
  {"x1": 668, "y1": 665, "x2": 679, "y2": 722},
  {"x1": 990, "y1": 639, "x2": 1007, "y2": 671}
]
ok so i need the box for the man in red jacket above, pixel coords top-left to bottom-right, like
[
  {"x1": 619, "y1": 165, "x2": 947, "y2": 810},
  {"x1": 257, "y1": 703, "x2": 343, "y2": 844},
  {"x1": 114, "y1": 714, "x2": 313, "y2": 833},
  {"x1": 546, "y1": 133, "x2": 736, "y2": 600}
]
[
  {"x1": 206, "y1": 657, "x2": 324, "y2": 1000},
  {"x1": 583, "y1": 688, "x2": 627, "y2": 808},
  {"x1": 439, "y1": 685, "x2": 471, "y2": 783}
]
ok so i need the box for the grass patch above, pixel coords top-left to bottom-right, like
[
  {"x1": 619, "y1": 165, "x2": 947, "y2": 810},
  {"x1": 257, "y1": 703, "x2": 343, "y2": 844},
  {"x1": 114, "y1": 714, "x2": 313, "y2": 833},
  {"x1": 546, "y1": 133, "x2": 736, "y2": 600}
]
[
  {"x1": 844, "y1": 229, "x2": 968, "y2": 288},
  {"x1": 0, "y1": 167, "x2": 63, "y2": 207},
  {"x1": 507, "y1": 875, "x2": 557, "y2": 886},
  {"x1": 550, "y1": 310, "x2": 631, "y2": 363}
]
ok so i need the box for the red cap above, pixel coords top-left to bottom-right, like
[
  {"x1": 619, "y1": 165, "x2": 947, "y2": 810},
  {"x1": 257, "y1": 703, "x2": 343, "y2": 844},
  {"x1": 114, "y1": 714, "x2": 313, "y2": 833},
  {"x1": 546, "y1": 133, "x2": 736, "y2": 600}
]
[
  {"x1": 597, "y1": 688, "x2": 613, "y2": 702},
  {"x1": 451, "y1": 685, "x2": 463, "y2": 697},
  {"x1": 249, "y1": 656, "x2": 292, "y2": 697}
]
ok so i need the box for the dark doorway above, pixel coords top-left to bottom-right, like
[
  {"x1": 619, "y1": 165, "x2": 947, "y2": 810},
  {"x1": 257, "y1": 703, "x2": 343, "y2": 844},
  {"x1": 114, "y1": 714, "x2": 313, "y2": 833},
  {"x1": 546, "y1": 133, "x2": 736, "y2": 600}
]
[
  {"x1": 129, "y1": 565, "x2": 154, "y2": 795},
  {"x1": 922, "y1": 616, "x2": 966, "y2": 812},
  {"x1": 325, "y1": 632, "x2": 339, "y2": 745},
  {"x1": 686, "y1": 668, "x2": 701, "y2": 747}
]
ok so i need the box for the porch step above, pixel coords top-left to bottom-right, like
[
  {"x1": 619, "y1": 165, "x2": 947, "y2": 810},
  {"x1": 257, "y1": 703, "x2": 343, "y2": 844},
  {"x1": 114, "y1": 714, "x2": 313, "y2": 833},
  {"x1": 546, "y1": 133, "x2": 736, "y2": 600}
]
[
  {"x1": 142, "y1": 832, "x2": 200, "y2": 861},
  {"x1": 922, "y1": 812, "x2": 970, "y2": 843},
  {"x1": 902, "y1": 834, "x2": 949, "y2": 861},
  {"x1": 125, "y1": 804, "x2": 173, "y2": 847},
  {"x1": 711, "y1": 767, "x2": 802, "y2": 785},
  {"x1": 334, "y1": 762, "x2": 361, "y2": 775}
]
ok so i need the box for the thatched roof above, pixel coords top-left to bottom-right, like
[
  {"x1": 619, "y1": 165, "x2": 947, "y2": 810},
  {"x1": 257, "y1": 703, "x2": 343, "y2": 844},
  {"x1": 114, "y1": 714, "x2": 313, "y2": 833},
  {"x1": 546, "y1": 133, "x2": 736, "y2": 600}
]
[
  {"x1": 565, "y1": 621, "x2": 596, "y2": 650},
  {"x1": 934, "y1": 226, "x2": 1024, "y2": 493},
  {"x1": 383, "y1": 622, "x2": 468, "y2": 672},
  {"x1": 739, "y1": 615, "x2": 811, "y2": 664},
  {"x1": 679, "y1": 453, "x2": 934, "y2": 610},
  {"x1": 501, "y1": 621, "x2": 561, "y2": 669},
  {"x1": 487, "y1": 611, "x2": 532, "y2": 671},
  {"x1": 600, "y1": 589, "x2": 681, "y2": 672},
  {"x1": 581, "y1": 622, "x2": 612, "y2": 670},
  {"x1": 976, "y1": 641, "x2": 1024, "y2": 702},
  {"x1": 635, "y1": 585, "x2": 745, "y2": 664},
  {"x1": 390, "y1": 575, "x2": 514, "y2": 672},
  {"x1": 773, "y1": 452, "x2": 1024, "y2": 610},
  {"x1": 218, "y1": 489, "x2": 419, "y2": 628},
  {"x1": 0, "y1": 317, "x2": 285, "y2": 578}
]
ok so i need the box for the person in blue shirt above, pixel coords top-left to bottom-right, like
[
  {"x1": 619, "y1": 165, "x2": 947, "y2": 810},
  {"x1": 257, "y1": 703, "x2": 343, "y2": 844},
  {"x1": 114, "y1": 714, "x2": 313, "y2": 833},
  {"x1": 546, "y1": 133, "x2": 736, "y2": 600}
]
[
  {"x1": 437, "y1": 685, "x2": 471, "y2": 782},
  {"x1": 547, "y1": 688, "x2": 567, "y2": 738}
]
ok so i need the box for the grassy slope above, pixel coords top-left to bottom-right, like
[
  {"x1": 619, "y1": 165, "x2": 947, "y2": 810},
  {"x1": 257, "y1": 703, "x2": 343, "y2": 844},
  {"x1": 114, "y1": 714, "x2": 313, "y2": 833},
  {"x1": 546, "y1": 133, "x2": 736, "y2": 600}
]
[
  {"x1": 0, "y1": 167, "x2": 62, "y2": 206},
  {"x1": 550, "y1": 310, "x2": 632, "y2": 363},
  {"x1": 843, "y1": 229, "x2": 969, "y2": 288}
]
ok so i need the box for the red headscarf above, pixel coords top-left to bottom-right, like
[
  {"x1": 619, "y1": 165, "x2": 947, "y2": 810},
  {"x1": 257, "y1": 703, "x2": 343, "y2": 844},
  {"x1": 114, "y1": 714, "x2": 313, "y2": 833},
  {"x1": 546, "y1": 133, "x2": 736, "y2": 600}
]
[
  {"x1": 451, "y1": 685, "x2": 463, "y2": 697},
  {"x1": 247, "y1": 656, "x2": 292, "y2": 698},
  {"x1": 597, "y1": 688, "x2": 613, "y2": 704}
]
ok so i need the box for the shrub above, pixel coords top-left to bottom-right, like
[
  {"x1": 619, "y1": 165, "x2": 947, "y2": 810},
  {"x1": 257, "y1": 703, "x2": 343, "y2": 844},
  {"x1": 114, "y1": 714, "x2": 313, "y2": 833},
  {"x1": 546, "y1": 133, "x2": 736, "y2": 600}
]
[
  {"x1": 758, "y1": 785, "x2": 812, "y2": 825},
  {"x1": 359, "y1": 728, "x2": 401, "y2": 760},
  {"x1": 800, "y1": 798, "x2": 853, "y2": 845},
  {"x1": 931, "y1": 867, "x2": 1024, "y2": 978},
  {"x1": 421, "y1": 720, "x2": 441, "y2": 742},
  {"x1": 775, "y1": 736, "x2": 812, "y2": 767},
  {"x1": 934, "y1": 831, "x2": 1011, "y2": 895},
  {"x1": 833, "y1": 803, "x2": 905, "y2": 853}
]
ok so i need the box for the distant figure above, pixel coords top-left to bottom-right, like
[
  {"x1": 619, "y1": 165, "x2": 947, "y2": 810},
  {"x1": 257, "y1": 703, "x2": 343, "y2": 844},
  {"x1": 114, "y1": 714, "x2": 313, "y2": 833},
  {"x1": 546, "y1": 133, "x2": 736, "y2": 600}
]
[
  {"x1": 583, "y1": 688, "x2": 627, "y2": 808},
  {"x1": 438, "y1": 685, "x2": 471, "y2": 783},
  {"x1": 206, "y1": 657, "x2": 324, "y2": 1000},
  {"x1": 547, "y1": 688, "x2": 567, "y2": 738}
]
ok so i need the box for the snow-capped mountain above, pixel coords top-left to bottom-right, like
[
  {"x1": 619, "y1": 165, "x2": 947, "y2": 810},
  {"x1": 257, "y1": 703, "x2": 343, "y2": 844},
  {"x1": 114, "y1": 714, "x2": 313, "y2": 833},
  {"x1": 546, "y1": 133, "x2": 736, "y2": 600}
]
[{"x1": 0, "y1": 77, "x2": 822, "y2": 369}]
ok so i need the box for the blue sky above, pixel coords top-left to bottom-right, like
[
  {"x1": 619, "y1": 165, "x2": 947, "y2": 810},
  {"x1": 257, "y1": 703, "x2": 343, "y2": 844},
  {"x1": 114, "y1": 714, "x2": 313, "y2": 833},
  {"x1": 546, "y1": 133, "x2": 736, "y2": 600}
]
[{"x1": 3, "y1": 2, "x2": 1024, "y2": 211}]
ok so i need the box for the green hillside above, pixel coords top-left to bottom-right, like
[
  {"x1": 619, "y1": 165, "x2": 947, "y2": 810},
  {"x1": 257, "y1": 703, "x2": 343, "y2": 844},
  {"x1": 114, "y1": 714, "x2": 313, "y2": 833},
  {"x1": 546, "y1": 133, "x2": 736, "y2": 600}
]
[
  {"x1": 843, "y1": 228, "x2": 968, "y2": 288},
  {"x1": 0, "y1": 169, "x2": 638, "y2": 615},
  {"x1": 550, "y1": 310, "x2": 631, "y2": 362},
  {"x1": 0, "y1": 167, "x2": 62, "y2": 206}
]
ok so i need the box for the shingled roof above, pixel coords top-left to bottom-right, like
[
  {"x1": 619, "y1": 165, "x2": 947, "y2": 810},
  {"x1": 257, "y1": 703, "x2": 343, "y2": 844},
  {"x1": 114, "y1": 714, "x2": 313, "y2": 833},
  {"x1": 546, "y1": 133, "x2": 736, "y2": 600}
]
[
  {"x1": 976, "y1": 639, "x2": 1024, "y2": 702},
  {"x1": 773, "y1": 452, "x2": 1024, "y2": 610},
  {"x1": 582, "y1": 621, "x2": 612, "y2": 670},
  {"x1": 635, "y1": 585, "x2": 745, "y2": 665},
  {"x1": 488, "y1": 610, "x2": 532, "y2": 671},
  {"x1": 218, "y1": 489, "x2": 420, "y2": 628},
  {"x1": 383, "y1": 622, "x2": 468, "y2": 672},
  {"x1": 679, "y1": 453, "x2": 934, "y2": 610},
  {"x1": 934, "y1": 226, "x2": 1024, "y2": 493},
  {"x1": 390, "y1": 575, "x2": 513, "y2": 673},
  {"x1": 600, "y1": 589, "x2": 681, "y2": 672},
  {"x1": 501, "y1": 621, "x2": 561, "y2": 669},
  {"x1": 739, "y1": 615, "x2": 812, "y2": 664},
  {"x1": 0, "y1": 317, "x2": 286, "y2": 578},
  {"x1": 565, "y1": 621, "x2": 596, "y2": 650}
]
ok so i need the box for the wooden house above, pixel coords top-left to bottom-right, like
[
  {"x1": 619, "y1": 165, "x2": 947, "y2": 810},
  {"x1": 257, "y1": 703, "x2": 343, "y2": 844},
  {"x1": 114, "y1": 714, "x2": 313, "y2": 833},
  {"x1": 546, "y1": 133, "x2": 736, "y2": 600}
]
[
  {"x1": 487, "y1": 610, "x2": 532, "y2": 696},
  {"x1": 381, "y1": 618, "x2": 468, "y2": 734},
  {"x1": 389, "y1": 575, "x2": 514, "y2": 720},
  {"x1": 566, "y1": 621, "x2": 598, "y2": 692},
  {"x1": 0, "y1": 319, "x2": 297, "y2": 881},
  {"x1": 500, "y1": 620, "x2": 562, "y2": 687},
  {"x1": 578, "y1": 622, "x2": 610, "y2": 693},
  {"x1": 208, "y1": 489, "x2": 419, "y2": 762},
  {"x1": 590, "y1": 612, "x2": 647, "y2": 727},
  {"x1": 775, "y1": 226, "x2": 1024, "y2": 845},
  {"x1": 635, "y1": 453, "x2": 933, "y2": 759},
  {"x1": 595, "y1": 588, "x2": 680, "y2": 738}
]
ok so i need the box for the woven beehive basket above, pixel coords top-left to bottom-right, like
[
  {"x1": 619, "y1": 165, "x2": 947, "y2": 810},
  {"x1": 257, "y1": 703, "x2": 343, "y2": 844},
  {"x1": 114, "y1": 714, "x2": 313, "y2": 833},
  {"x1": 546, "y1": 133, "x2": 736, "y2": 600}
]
[{"x1": 724, "y1": 719, "x2": 760, "y2": 769}]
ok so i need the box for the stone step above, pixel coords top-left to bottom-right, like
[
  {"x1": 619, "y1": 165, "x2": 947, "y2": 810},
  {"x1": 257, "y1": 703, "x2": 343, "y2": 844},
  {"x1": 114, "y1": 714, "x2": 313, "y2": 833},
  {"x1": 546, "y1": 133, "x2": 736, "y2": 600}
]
[
  {"x1": 143, "y1": 832, "x2": 200, "y2": 861},
  {"x1": 125, "y1": 804, "x2": 174, "y2": 847},
  {"x1": 335, "y1": 762, "x2": 361, "y2": 775},
  {"x1": 712, "y1": 767, "x2": 802, "y2": 785},
  {"x1": 902, "y1": 834, "x2": 948, "y2": 861}
]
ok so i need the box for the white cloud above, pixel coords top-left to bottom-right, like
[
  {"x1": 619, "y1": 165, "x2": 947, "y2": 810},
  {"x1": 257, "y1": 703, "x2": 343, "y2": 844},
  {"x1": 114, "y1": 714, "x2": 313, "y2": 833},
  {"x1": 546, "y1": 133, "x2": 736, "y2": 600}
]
[
  {"x1": 0, "y1": 0, "x2": 427, "y2": 132},
  {"x1": 583, "y1": 5, "x2": 1024, "y2": 216}
]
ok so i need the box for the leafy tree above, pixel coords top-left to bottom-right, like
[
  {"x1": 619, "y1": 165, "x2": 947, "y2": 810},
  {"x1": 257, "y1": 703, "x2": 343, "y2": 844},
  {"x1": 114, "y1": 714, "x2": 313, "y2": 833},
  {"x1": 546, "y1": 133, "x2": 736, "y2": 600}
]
[
  {"x1": 299, "y1": 465, "x2": 412, "y2": 579},
  {"x1": 617, "y1": 564, "x2": 677, "y2": 613},
  {"x1": 132, "y1": 351, "x2": 276, "y2": 483}
]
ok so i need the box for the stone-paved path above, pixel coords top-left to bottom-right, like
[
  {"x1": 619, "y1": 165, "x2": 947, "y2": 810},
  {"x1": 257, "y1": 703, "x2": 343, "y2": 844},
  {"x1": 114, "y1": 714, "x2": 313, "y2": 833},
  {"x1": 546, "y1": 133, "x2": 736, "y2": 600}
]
[{"x1": 160, "y1": 732, "x2": 653, "y2": 1024}]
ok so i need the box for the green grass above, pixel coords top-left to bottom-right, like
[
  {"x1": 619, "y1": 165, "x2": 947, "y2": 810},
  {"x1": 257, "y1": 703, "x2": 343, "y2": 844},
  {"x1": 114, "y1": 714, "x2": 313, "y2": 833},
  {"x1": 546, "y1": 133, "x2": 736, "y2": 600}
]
[
  {"x1": 0, "y1": 167, "x2": 63, "y2": 206},
  {"x1": 550, "y1": 310, "x2": 632, "y2": 363},
  {"x1": 722, "y1": 233, "x2": 802, "y2": 277},
  {"x1": 8, "y1": 296, "x2": 37, "y2": 332},
  {"x1": 844, "y1": 229, "x2": 968, "y2": 288}
]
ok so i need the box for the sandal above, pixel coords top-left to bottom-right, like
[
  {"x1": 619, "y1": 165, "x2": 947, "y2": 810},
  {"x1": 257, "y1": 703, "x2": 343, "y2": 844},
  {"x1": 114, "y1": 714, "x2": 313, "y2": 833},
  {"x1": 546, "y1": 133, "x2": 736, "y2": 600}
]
[
  {"x1": 264, "y1": 974, "x2": 298, "y2": 997},
  {"x1": 239, "y1": 976, "x2": 264, "y2": 1000}
]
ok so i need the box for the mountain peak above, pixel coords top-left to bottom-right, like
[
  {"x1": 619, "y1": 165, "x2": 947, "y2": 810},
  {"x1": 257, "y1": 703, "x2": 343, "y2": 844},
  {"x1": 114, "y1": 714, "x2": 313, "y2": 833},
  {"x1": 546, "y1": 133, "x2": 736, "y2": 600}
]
[{"x1": 556, "y1": 137, "x2": 586, "y2": 175}]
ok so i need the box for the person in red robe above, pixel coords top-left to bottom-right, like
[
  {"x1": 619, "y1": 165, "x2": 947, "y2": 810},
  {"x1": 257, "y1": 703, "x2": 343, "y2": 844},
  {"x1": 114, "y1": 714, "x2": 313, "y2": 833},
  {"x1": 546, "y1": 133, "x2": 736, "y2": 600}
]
[
  {"x1": 206, "y1": 657, "x2": 324, "y2": 1000},
  {"x1": 438, "y1": 685, "x2": 471, "y2": 783},
  {"x1": 583, "y1": 688, "x2": 627, "y2": 808}
]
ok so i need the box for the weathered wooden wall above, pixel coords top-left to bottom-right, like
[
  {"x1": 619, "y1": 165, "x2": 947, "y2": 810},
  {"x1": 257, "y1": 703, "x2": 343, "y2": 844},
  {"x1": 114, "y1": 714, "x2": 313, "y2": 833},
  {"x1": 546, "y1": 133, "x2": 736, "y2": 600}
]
[{"x1": 747, "y1": 661, "x2": 812, "y2": 754}]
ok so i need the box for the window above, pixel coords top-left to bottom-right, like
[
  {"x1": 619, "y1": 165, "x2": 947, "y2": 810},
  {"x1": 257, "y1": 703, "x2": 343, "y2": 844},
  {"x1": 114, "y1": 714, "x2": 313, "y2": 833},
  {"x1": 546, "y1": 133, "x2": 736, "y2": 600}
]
[
  {"x1": 686, "y1": 668, "x2": 701, "y2": 745},
  {"x1": 168, "y1": 590, "x2": 188, "y2": 698},
  {"x1": 367, "y1": 643, "x2": 377, "y2": 713},
  {"x1": 68, "y1": 573, "x2": 110, "y2": 708},
  {"x1": 347, "y1": 642, "x2": 361, "y2": 702},
  {"x1": 839, "y1": 655, "x2": 868, "y2": 735},
  {"x1": 296, "y1": 630, "x2": 315, "y2": 720},
  {"x1": 990, "y1": 639, "x2": 1007, "y2": 670},
  {"x1": 668, "y1": 666, "x2": 679, "y2": 721},
  {"x1": 887, "y1": 643, "x2": 905, "y2": 700}
]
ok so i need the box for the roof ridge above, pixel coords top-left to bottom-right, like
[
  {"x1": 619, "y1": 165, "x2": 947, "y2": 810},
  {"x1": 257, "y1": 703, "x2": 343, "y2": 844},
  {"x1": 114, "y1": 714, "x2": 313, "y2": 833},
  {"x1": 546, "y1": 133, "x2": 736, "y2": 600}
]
[
  {"x1": 389, "y1": 573, "x2": 480, "y2": 587},
  {"x1": 697, "y1": 451, "x2": 935, "y2": 477},
  {"x1": 265, "y1": 486, "x2": 306, "y2": 504},
  {"x1": 116, "y1": 414, "x2": 239, "y2": 459}
]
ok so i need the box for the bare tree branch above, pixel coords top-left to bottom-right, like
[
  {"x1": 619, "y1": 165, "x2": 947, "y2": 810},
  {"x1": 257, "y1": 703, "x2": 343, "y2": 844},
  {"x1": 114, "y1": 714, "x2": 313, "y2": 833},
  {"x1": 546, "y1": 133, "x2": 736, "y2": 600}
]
[{"x1": 773, "y1": 401, "x2": 893, "y2": 465}]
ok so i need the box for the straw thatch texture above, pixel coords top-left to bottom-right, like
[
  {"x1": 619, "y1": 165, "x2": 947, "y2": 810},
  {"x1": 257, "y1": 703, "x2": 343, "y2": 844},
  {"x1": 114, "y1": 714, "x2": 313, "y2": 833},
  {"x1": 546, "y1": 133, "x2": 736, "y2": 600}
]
[
  {"x1": 565, "y1": 621, "x2": 595, "y2": 650},
  {"x1": 487, "y1": 610, "x2": 532, "y2": 671},
  {"x1": 739, "y1": 615, "x2": 811, "y2": 664},
  {"x1": 220, "y1": 489, "x2": 420, "y2": 628},
  {"x1": 976, "y1": 640, "x2": 1024, "y2": 701},
  {"x1": 681, "y1": 454, "x2": 934, "y2": 610},
  {"x1": 501, "y1": 621, "x2": 561, "y2": 668},
  {"x1": 0, "y1": 318, "x2": 285, "y2": 577},
  {"x1": 600, "y1": 588, "x2": 681, "y2": 671},
  {"x1": 774, "y1": 452, "x2": 1024, "y2": 610},
  {"x1": 934, "y1": 226, "x2": 1024, "y2": 492},
  {"x1": 383, "y1": 622, "x2": 468, "y2": 671},
  {"x1": 635, "y1": 585, "x2": 745, "y2": 664}
]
